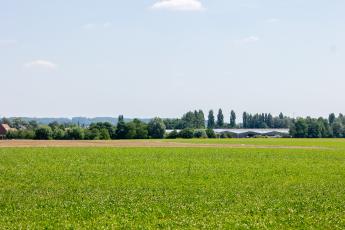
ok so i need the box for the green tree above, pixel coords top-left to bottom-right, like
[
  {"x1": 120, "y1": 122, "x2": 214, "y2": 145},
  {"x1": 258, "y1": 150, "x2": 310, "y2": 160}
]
[
  {"x1": 329, "y1": 113, "x2": 336, "y2": 125},
  {"x1": 243, "y1": 112, "x2": 248, "y2": 128},
  {"x1": 194, "y1": 130, "x2": 207, "y2": 138},
  {"x1": 115, "y1": 115, "x2": 127, "y2": 139},
  {"x1": 166, "y1": 130, "x2": 179, "y2": 139},
  {"x1": 53, "y1": 128, "x2": 66, "y2": 140},
  {"x1": 99, "y1": 128, "x2": 111, "y2": 140},
  {"x1": 197, "y1": 110, "x2": 206, "y2": 128},
  {"x1": 84, "y1": 128, "x2": 101, "y2": 140},
  {"x1": 206, "y1": 129, "x2": 216, "y2": 138},
  {"x1": 35, "y1": 126, "x2": 53, "y2": 140},
  {"x1": 216, "y1": 109, "x2": 224, "y2": 128},
  {"x1": 148, "y1": 117, "x2": 166, "y2": 139},
  {"x1": 207, "y1": 110, "x2": 215, "y2": 129},
  {"x1": 331, "y1": 122, "x2": 343, "y2": 138},
  {"x1": 124, "y1": 122, "x2": 136, "y2": 139},
  {"x1": 293, "y1": 118, "x2": 308, "y2": 138},
  {"x1": 132, "y1": 119, "x2": 148, "y2": 139},
  {"x1": 307, "y1": 119, "x2": 322, "y2": 138},
  {"x1": 179, "y1": 128, "x2": 194, "y2": 139},
  {"x1": 230, "y1": 110, "x2": 236, "y2": 128},
  {"x1": 66, "y1": 127, "x2": 84, "y2": 140}
]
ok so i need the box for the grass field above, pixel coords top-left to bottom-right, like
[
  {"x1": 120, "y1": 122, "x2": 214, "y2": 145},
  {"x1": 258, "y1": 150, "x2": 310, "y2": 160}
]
[{"x1": 1, "y1": 139, "x2": 345, "y2": 229}]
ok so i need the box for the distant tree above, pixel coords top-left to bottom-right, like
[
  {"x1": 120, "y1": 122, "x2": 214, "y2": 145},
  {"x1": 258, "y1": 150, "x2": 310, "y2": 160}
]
[
  {"x1": 206, "y1": 129, "x2": 216, "y2": 138},
  {"x1": 267, "y1": 114, "x2": 273, "y2": 128},
  {"x1": 148, "y1": 117, "x2": 166, "y2": 139},
  {"x1": 194, "y1": 130, "x2": 207, "y2": 138},
  {"x1": 28, "y1": 120, "x2": 39, "y2": 129},
  {"x1": 243, "y1": 112, "x2": 248, "y2": 128},
  {"x1": 11, "y1": 118, "x2": 29, "y2": 130},
  {"x1": 207, "y1": 110, "x2": 215, "y2": 129},
  {"x1": 279, "y1": 112, "x2": 284, "y2": 119},
  {"x1": 329, "y1": 113, "x2": 336, "y2": 125},
  {"x1": 230, "y1": 110, "x2": 236, "y2": 128},
  {"x1": 307, "y1": 119, "x2": 322, "y2": 138},
  {"x1": 1, "y1": 117, "x2": 12, "y2": 126},
  {"x1": 331, "y1": 122, "x2": 344, "y2": 138},
  {"x1": 99, "y1": 128, "x2": 111, "y2": 140},
  {"x1": 166, "y1": 130, "x2": 179, "y2": 139},
  {"x1": 84, "y1": 128, "x2": 101, "y2": 140},
  {"x1": 52, "y1": 128, "x2": 66, "y2": 140},
  {"x1": 89, "y1": 122, "x2": 115, "y2": 138},
  {"x1": 35, "y1": 126, "x2": 53, "y2": 140},
  {"x1": 179, "y1": 128, "x2": 194, "y2": 139},
  {"x1": 6, "y1": 130, "x2": 35, "y2": 139},
  {"x1": 293, "y1": 118, "x2": 308, "y2": 138},
  {"x1": 216, "y1": 109, "x2": 224, "y2": 128},
  {"x1": 197, "y1": 110, "x2": 206, "y2": 128},
  {"x1": 132, "y1": 119, "x2": 148, "y2": 139},
  {"x1": 66, "y1": 127, "x2": 84, "y2": 140},
  {"x1": 124, "y1": 122, "x2": 136, "y2": 139},
  {"x1": 115, "y1": 115, "x2": 127, "y2": 139}
]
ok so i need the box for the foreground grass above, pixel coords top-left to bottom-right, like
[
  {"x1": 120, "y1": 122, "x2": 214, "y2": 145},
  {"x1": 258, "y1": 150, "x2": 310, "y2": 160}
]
[{"x1": 1, "y1": 143, "x2": 345, "y2": 228}]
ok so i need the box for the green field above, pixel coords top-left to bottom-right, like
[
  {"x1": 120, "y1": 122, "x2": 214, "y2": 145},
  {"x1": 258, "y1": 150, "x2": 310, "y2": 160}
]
[{"x1": 1, "y1": 139, "x2": 345, "y2": 229}]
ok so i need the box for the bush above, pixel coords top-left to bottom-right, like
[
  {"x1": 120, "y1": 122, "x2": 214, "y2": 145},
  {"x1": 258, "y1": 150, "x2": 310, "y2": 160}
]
[
  {"x1": 194, "y1": 130, "x2": 207, "y2": 138},
  {"x1": 206, "y1": 129, "x2": 216, "y2": 138},
  {"x1": 35, "y1": 126, "x2": 53, "y2": 140},
  {"x1": 65, "y1": 127, "x2": 84, "y2": 140},
  {"x1": 6, "y1": 130, "x2": 35, "y2": 139},
  {"x1": 99, "y1": 128, "x2": 111, "y2": 140},
  {"x1": 166, "y1": 130, "x2": 179, "y2": 139},
  {"x1": 53, "y1": 128, "x2": 65, "y2": 140},
  {"x1": 179, "y1": 128, "x2": 194, "y2": 139},
  {"x1": 84, "y1": 128, "x2": 101, "y2": 140},
  {"x1": 148, "y1": 118, "x2": 166, "y2": 139}
]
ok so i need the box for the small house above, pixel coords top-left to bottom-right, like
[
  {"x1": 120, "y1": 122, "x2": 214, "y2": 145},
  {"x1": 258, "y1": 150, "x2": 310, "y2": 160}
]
[{"x1": 0, "y1": 124, "x2": 15, "y2": 139}]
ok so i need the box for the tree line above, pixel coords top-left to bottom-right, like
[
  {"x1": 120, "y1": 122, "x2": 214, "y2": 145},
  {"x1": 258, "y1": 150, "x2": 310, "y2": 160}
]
[
  {"x1": 2, "y1": 116, "x2": 166, "y2": 140},
  {"x1": 1, "y1": 111, "x2": 345, "y2": 139},
  {"x1": 289, "y1": 114, "x2": 345, "y2": 138}
]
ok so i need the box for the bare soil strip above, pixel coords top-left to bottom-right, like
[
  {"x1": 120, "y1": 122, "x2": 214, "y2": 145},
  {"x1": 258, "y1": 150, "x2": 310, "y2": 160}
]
[{"x1": 0, "y1": 140, "x2": 328, "y2": 150}]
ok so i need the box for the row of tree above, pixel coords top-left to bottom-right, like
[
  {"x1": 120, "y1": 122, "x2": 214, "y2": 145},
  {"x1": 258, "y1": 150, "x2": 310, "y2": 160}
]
[
  {"x1": 290, "y1": 114, "x2": 345, "y2": 138},
  {"x1": 242, "y1": 112, "x2": 291, "y2": 129},
  {"x1": 4, "y1": 116, "x2": 166, "y2": 140},
  {"x1": 2, "y1": 112, "x2": 345, "y2": 139}
]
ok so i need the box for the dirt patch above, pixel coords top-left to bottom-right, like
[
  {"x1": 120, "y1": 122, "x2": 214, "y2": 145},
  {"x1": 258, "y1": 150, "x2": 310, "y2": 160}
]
[{"x1": 0, "y1": 140, "x2": 329, "y2": 150}]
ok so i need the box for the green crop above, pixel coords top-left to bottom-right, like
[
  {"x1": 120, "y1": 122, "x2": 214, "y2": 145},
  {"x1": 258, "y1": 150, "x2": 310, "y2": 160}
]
[{"x1": 1, "y1": 140, "x2": 345, "y2": 229}]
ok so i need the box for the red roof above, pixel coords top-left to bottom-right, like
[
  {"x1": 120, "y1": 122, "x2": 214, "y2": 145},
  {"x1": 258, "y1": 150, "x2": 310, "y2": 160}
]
[{"x1": 0, "y1": 124, "x2": 15, "y2": 135}]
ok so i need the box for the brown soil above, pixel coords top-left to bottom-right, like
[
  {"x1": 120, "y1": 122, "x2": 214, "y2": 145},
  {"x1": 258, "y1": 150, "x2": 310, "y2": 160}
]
[{"x1": 0, "y1": 140, "x2": 327, "y2": 149}]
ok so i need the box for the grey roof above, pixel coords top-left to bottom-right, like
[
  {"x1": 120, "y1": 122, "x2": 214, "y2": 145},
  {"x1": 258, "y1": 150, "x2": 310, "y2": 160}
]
[
  {"x1": 213, "y1": 129, "x2": 290, "y2": 134},
  {"x1": 166, "y1": 129, "x2": 290, "y2": 135}
]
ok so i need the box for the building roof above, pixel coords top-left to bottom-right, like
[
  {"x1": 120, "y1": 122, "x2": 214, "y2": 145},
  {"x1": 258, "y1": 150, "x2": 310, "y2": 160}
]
[
  {"x1": 166, "y1": 128, "x2": 290, "y2": 135},
  {"x1": 0, "y1": 124, "x2": 12, "y2": 131},
  {"x1": 213, "y1": 129, "x2": 290, "y2": 135}
]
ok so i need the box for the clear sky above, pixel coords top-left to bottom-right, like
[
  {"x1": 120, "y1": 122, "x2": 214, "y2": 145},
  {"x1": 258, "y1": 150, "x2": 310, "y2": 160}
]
[{"x1": 1, "y1": 0, "x2": 344, "y2": 118}]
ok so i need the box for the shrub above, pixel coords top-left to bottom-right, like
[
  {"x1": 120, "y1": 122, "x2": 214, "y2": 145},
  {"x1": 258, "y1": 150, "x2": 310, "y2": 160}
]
[
  {"x1": 65, "y1": 127, "x2": 84, "y2": 140},
  {"x1": 206, "y1": 129, "x2": 216, "y2": 138},
  {"x1": 194, "y1": 130, "x2": 207, "y2": 138},
  {"x1": 148, "y1": 118, "x2": 166, "y2": 139},
  {"x1": 166, "y1": 130, "x2": 179, "y2": 139},
  {"x1": 179, "y1": 128, "x2": 194, "y2": 139},
  {"x1": 53, "y1": 128, "x2": 66, "y2": 140},
  {"x1": 35, "y1": 126, "x2": 53, "y2": 140}
]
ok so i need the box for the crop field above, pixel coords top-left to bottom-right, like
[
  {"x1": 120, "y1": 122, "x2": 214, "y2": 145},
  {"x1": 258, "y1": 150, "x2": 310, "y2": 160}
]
[{"x1": 1, "y1": 139, "x2": 345, "y2": 229}]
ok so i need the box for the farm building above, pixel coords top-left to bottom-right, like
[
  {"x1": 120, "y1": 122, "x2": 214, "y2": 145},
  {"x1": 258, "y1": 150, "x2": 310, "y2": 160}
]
[
  {"x1": 213, "y1": 129, "x2": 290, "y2": 138},
  {"x1": 166, "y1": 129, "x2": 290, "y2": 138},
  {"x1": 0, "y1": 124, "x2": 16, "y2": 139}
]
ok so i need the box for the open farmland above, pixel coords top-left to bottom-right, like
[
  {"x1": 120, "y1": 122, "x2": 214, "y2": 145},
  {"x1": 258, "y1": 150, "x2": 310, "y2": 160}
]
[{"x1": 1, "y1": 139, "x2": 345, "y2": 229}]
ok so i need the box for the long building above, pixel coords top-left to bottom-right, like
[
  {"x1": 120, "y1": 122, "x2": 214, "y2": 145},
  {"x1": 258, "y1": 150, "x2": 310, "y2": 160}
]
[
  {"x1": 213, "y1": 129, "x2": 290, "y2": 138},
  {"x1": 166, "y1": 129, "x2": 290, "y2": 138}
]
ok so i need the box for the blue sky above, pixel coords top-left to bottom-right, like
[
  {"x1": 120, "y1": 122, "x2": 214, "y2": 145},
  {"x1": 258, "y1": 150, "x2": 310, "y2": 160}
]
[{"x1": 1, "y1": 0, "x2": 344, "y2": 118}]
